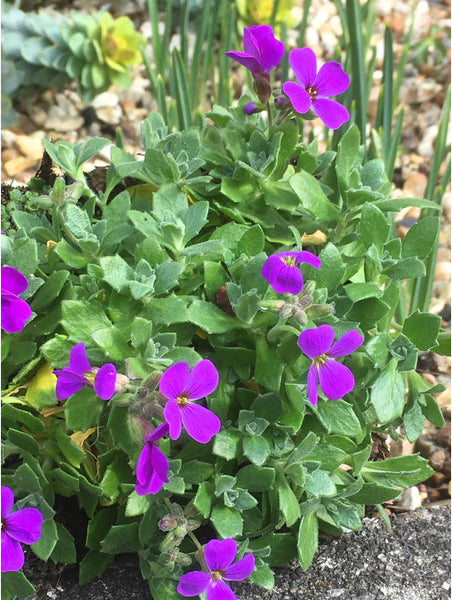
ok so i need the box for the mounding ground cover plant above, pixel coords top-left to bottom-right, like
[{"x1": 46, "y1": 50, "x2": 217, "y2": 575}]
[{"x1": 1, "y1": 7, "x2": 450, "y2": 600}]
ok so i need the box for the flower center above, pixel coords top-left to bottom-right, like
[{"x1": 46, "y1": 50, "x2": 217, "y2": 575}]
[
  {"x1": 211, "y1": 570, "x2": 224, "y2": 581},
  {"x1": 176, "y1": 393, "x2": 190, "y2": 407},
  {"x1": 306, "y1": 85, "x2": 318, "y2": 100},
  {"x1": 84, "y1": 369, "x2": 97, "y2": 386},
  {"x1": 282, "y1": 256, "x2": 297, "y2": 267},
  {"x1": 313, "y1": 353, "x2": 328, "y2": 367}
]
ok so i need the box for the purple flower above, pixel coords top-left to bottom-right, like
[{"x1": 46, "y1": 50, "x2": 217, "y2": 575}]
[
  {"x1": 161, "y1": 360, "x2": 220, "y2": 444},
  {"x1": 1, "y1": 486, "x2": 43, "y2": 572},
  {"x1": 54, "y1": 343, "x2": 117, "y2": 401},
  {"x1": 135, "y1": 422, "x2": 170, "y2": 495},
  {"x1": 283, "y1": 47, "x2": 350, "y2": 129},
  {"x1": 261, "y1": 251, "x2": 321, "y2": 295},
  {"x1": 225, "y1": 25, "x2": 285, "y2": 80},
  {"x1": 177, "y1": 538, "x2": 255, "y2": 600},
  {"x1": 298, "y1": 324, "x2": 364, "y2": 405},
  {"x1": 1, "y1": 266, "x2": 32, "y2": 333}
]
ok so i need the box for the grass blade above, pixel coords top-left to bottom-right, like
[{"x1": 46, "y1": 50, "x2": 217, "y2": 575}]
[
  {"x1": 385, "y1": 106, "x2": 404, "y2": 182},
  {"x1": 297, "y1": 0, "x2": 312, "y2": 48},
  {"x1": 171, "y1": 47, "x2": 193, "y2": 130}
]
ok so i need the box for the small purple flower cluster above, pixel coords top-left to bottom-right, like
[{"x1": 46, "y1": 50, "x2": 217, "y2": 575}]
[
  {"x1": 226, "y1": 25, "x2": 350, "y2": 130},
  {"x1": 261, "y1": 251, "x2": 363, "y2": 405}
]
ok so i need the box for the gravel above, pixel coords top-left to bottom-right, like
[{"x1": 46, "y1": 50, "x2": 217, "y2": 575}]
[{"x1": 27, "y1": 506, "x2": 450, "y2": 600}]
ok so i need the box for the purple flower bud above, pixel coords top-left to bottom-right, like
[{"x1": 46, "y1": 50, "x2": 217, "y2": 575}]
[{"x1": 244, "y1": 101, "x2": 259, "y2": 115}]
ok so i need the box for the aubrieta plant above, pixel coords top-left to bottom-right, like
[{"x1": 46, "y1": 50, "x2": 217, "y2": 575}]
[{"x1": 1, "y1": 21, "x2": 448, "y2": 600}]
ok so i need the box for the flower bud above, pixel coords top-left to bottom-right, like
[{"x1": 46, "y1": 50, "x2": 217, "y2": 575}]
[
  {"x1": 301, "y1": 280, "x2": 316, "y2": 296},
  {"x1": 254, "y1": 75, "x2": 272, "y2": 104},
  {"x1": 114, "y1": 373, "x2": 129, "y2": 393},
  {"x1": 297, "y1": 294, "x2": 313, "y2": 309},
  {"x1": 274, "y1": 96, "x2": 287, "y2": 109},
  {"x1": 293, "y1": 307, "x2": 308, "y2": 326},
  {"x1": 259, "y1": 300, "x2": 286, "y2": 312},
  {"x1": 244, "y1": 101, "x2": 260, "y2": 115},
  {"x1": 159, "y1": 514, "x2": 177, "y2": 531},
  {"x1": 176, "y1": 551, "x2": 192, "y2": 567},
  {"x1": 184, "y1": 501, "x2": 198, "y2": 518},
  {"x1": 307, "y1": 303, "x2": 335, "y2": 319},
  {"x1": 141, "y1": 372, "x2": 162, "y2": 391},
  {"x1": 186, "y1": 519, "x2": 201, "y2": 531},
  {"x1": 280, "y1": 303, "x2": 295, "y2": 319}
]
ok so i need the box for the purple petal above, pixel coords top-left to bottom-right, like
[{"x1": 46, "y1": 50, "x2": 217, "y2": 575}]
[
  {"x1": 261, "y1": 254, "x2": 284, "y2": 283},
  {"x1": 163, "y1": 399, "x2": 182, "y2": 440},
  {"x1": 159, "y1": 362, "x2": 190, "y2": 401},
  {"x1": 307, "y1": 363, "x2": 319, "y2": 406},
  {"x1": 185, "y1": 360, "x2": 219, "y2": 400},
  {"x1": 314, "y1": 61, "x2": 350, "y2": 97},
  {"x1": 206, "y1": 579, "x2": 236, "y2": 600},
  {"x1": 224, "y1": 553, "x2": 255, "y2": 581},
  {"x1": 54, "y1": 369, "x2": 86, "y2": 400},
  {"x1": 5, "y1": 508, "x2": 43, "y2": 544},
  {"x1": 205, "y1": 538, "x2": 237, "y2": 572},
  {"x1": 328, "y1": 330, "x2": 364, "y2": 358},
  {"x1": 224, "y1": 52, "x2": 262, "y2": 75},
  {"x1": 181, "y1": 403, "x2": 221, "y2": 444},
  {"x1": 318, "y1": 359, "x2": 355, "y2": 400},
  {"x1": 245, "y1": 25, "x2": 285, "y2": 74},
  {"x1": 288, "y1": 47, "x2": 317, "y2": 87},
  {"x1": 177, "y1": 571, "x2": 211, "y2": 596},
  {"x1": 244, "y1": 101, "x2": 258, "y2": 115},
  {"x1": 136, "y1": 442, "x2": 152, "y2": 486},
  {"x1": 1, "y1": 487, "x2": 14, "y2": 518},
  {"x1": 136, "y1": 445, "x2": 169, "y2": 495},
  {"x1": 298, "y1": 325, "x2": 335, "y2": 359},
  {"x1": 1, "y1": 532, "x2": 24, "y2": 572},
  {"x1": 274, "y1": 265, "x2": 304, "y2": 295},
  {"x1": 282, "y1": 81, "x2": 312, "y2": 114},
  {"x1": 294, "y1": 251, "x2": 322, "y2": 270},
  {"x1": 1, "y1": 266, "x2": 28, "y2": 296},
  {"x1": 68, "y1": 343, "x2": 91, "y2": 376},
  {"x1": 148, "y1": 421, "x2": 170, "y2": 442},
  {"x1": 94, "y1": 363, "x2": 117, "y2": 400},
  {"x1": 1, "y1": 293, "x2": 32, "y2": 333},
  {"x1": 312, "y1": 98, "x2": 350, "y2": 130}
]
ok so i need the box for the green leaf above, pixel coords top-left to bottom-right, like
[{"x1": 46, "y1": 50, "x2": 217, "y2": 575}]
[
  {"x1": 383, "y1": 257, "x2": 426, "y2": 280},
  {"x1": 289, "y1": 171, "x2": 340, "y2": 220},
  {"x1": 403, "y1": 400, "x2": 425, "y2": 443},
  {"x1": 276, "y1": 471, "x2": 300, "y2": 527},
  {"x1": 2, "y1": 571, "x2": 35, "y2": 600},
  {"x1": 194, "y1": 481, "x2": 215, "y2": 518},
  {"x1": 50, "y1": 523, "x2": 76, "y2": 563},
  {"x1": 64, "y1": 388, "x2": 105, "y2": 431},
  {"x1": 179, "y1": 461, "x2": 215, "y2": 485},
  {"x1": 422, "y1": 394, "x2": 445, "y2": 428},
  {"x1": 306, "y1": 243, "x2": 345, "y2": 290},
  {"x1": 79, "y1": 551, "x2": 114, "y2": 585},
  {"x1": 213, "y1": 429, "x2": 242, "y2": 460},
  {"x1": 370, "y1": 359, "x2": 405, "y2": 423},
  {"x1": 31, "y1": 519, "x2": 58, "y2": 560},
  {"x1": 236, "y1": 465, "x2": 275, "y2": 492},
  {"x1": 7, "y1": 429, "x2": 39, "y2": 454},
  {"x1": 13, "y1": 463, "x2": 41, "y2": 493},
  {"x1": 361, "y1": 454, "x2": 434, "y2": 488},
  {"x1": 238, "y1": 225, "x2": 265, "y2": 256},
  {"x1": 86, "y1": 507, "x2": 117, "y2": 550},
  {"x1": 346, "y1": 297, "x2": 390, "y2": 330},
  {"x1": 305, "y1": 469, "x2": 337, "y2": 497},
  {"x1": 61, "y1": 300, "x2": 112, "y2": 343},
  {"x1": 125, "y1": 490, "x2": 151, "y2": 517},
  {"x1": 344, "y1": 283, "x2": 383, "y2": 302},
  {"x1": 211, "y1": 505, "x2": 243, "y2": 538},
  {"x1": 402, "y1": 311, "x2": 441, "y2": 351},
  {"x1": 359, "y1": 203, "x2": 389, "y2": 247},
  {"x1": 249, "y1": 533, "x2": 297, "y2": 567},
  {"x1": 91, "y1": 326, "x2": 131, "y2": 360},
  {"x1": 249, "y1": 562, "x2": 275, "y2": 589},
  {"x1": 401, "y1": 216, "x2": 440, "y2": 259},
  {"x1": 75, "y1": 137, "x2": 111, "y2": 167},
  {"x1": 100, "y1": 255, "x2": 134, "y2": 293},
  {"x1": 56, "y1": 239, "x2": 90, "y2": 268},
  {"x1": 255, "y1": 337, "x2": 284, "y2": 392},
  {"x1": 243, "y1": 435, "x2": 271, "y2": 466},
  {"x1": 101, "y1": 523, "x2": 141, "y2": 554},
  {"x1": 107, "y1": 404, "x2": 133, "y2": 454},
  {"x1": 315, "y1": 400, "x2": 363, "y2": 438},
  {"x1": 187, "y1": 298, "x2": 243, "y2": 333},
  {"x1": 8, "y1": 237, "x2": 38, "y2": 276},
  {"x1": 55, "y1": 429, "x2": 86, "y2": 467},
  {"x1": 297, "y1": 513, "x2": 318, "y2": 570},
  {"x1": 30, "y1": 270, "x2": 69, "y2": 312}
]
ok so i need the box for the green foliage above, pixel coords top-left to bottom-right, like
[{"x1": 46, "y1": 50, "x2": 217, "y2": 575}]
[{"x1": 1, "y1": 4, "x2": 446, "y2": 598}]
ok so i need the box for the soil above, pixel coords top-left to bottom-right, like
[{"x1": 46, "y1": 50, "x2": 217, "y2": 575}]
[{"x1": 25, "y1": 506, "x2": 450, "y2": 600}]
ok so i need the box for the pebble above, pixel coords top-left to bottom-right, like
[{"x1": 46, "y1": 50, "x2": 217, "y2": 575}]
[{"x1": 402, "y1": 172, "x2": 428, "y2": 198}]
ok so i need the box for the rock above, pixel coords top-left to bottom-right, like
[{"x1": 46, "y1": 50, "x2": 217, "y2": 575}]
[
  {"x1": 403, "y1": 172, "x2": 428, "y2": 198},
  {"x1": 436, "y1": 423, "x2": 451, "y2": 448},
  {"x1": 396, "y1": 486, "x2": 423, "y2": 511}
]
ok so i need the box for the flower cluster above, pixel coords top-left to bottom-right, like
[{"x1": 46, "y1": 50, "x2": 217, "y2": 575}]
[{"x1": 226, "y1": 25, "x2": 350, "y2": 129}]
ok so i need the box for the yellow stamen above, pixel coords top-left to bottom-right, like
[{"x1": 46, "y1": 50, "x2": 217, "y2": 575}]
[
  {"x1": 176, "y1": 393, "x2": 190, "y2": 407},
  {"x1": 313, "y1": 353, "x2": 328, "y2": 367},
  {"x1": 306, "y1": 85, "x2": 318, "y2": 100},
  {"x1": 283, "y1": 256, "x2": 297, "y2": 267},
  {"x1": 211, "y1": 570, "x2": 223, "y2": 581}
]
